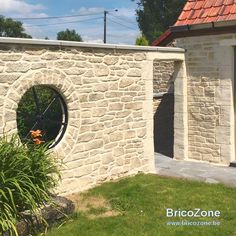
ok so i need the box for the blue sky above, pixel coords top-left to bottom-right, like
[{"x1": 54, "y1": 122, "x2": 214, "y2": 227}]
[{"x1": 1, "y1": 0, "x2": 141, "y2": 44}]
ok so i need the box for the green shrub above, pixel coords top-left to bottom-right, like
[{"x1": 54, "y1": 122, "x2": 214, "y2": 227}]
[
  {"x1": 0, "y1": 135, "x2": 61, "y2": 235},
  {"x1": 135, "y1": 35, "x2": 149, "y2": 46}
]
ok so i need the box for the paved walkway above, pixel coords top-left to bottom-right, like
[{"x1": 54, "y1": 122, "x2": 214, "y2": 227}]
[{"x1": 155, "y1": 153, "x2": 236, "y2": 187}]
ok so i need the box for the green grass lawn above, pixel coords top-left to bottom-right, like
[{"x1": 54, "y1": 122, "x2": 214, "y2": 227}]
[{"x1": 45, "y1": 174, "x2": 236, "y2": 236}]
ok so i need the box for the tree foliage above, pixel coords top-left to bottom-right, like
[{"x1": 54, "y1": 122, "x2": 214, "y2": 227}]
[
  {"x1": 0, "y1": 15, "x2": 31, "y2": 38},
  {"x1": 135, "y1": 35, "x2": 149, "y2": 46},
  {"x1": 132, "y1": 0, "x2": 186, "y2": 44},
  {"x1": 57, "y1": 29, "x2": 83, "y2": 42}
]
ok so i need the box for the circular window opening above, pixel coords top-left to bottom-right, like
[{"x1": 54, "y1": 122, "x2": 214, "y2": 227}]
[{"x1": 16, "y1": 85, "x2": 68, "y2": 148}]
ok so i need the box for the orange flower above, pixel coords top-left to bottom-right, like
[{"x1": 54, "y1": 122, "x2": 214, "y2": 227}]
[
  {"x1": 30, "y1": 130, "x2": 42, "y2": 138},
  {"x1": 33, "y1": 138, "x2": 45, "y2": 145}
]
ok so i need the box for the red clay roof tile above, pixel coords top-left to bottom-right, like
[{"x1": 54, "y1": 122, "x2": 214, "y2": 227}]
[
  {"x1": 194, "y1": 1, "x2": 204, "y2": 10},
  {"x1": 225, "y1": 0, "x2": 234, "y2": 5},
  {"x1": 214, "y1": 0, "x2": 224, "y2": 7},
  {"x1": 230, "y1": 4, "x2": 236, "y2": 13},
  {"x1": 185, "y1": 1, "x2": 197, "y2": 11},
  {"x1": 175, "y1": 0, "x2": 236, "y2": 26},
  {"x1": 228, "y1": 13, "x2": 236, "y2": 20},
  {"x1": 223, "y1": 5, "x2": 232, "y2": 15},
  {"x1": 153, "y1": 0, "x2": 236, "y2": 46},
  {"x1": 203, "y1": 0, "x2": 215, "y2": 9}
]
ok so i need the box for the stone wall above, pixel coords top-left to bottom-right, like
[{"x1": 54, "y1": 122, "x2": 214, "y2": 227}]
[
  {"x1": 153, "y1": 60, "x2": 174, "y2": 93},
  {"x1": 0, "y1": 42, "x2": 157, "y2": 195},
  {"x1": 153, "y1": 60, "x2": 174, "y2": 113},
  {"x1": 153, "y1": 60, "x2": 175, "y2": 157},
  {"x1": 177, "y1": 34, "x2": 235, "y2": 165}
]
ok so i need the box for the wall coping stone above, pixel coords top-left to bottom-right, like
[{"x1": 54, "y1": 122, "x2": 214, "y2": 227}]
[{"x1": 0, "y1": 37, "x2": 185, "y2": 53}]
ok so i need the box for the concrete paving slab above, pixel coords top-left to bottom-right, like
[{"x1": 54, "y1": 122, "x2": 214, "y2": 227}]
[{"x1": 155, "y1": 153, "x2": 236, "y2": 187}]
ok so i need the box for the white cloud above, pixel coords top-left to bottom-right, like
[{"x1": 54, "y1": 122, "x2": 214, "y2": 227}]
[
  {"x1": 113, "y1": 8, "x2": 136, "y2": 18},
  {"x1": 75, "y1": 7, "x2": 104, "y2": 15},
  {"x1": 0, "y1": 0, "x2": 46, "y2": 17},
  {"x1": 23, "y1": 23, "x2": 44, "y2": 38},
  {"x1": 82, "y1": 36, "x2": 103, "y2": 44}
]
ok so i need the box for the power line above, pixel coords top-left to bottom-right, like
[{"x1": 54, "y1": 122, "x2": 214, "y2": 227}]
[
  {"x1": 12, "y1": 12, "x2": 103, "y2": 21},
  {"x1": 108, "y1": 18, "x2": 137, "y2": 31},
  {"x1": 109, "y1": 13, "x2": 137, "y2": 25},
  {"x1": 25, "y1": 17, "x2": 103, "y2": 28}
]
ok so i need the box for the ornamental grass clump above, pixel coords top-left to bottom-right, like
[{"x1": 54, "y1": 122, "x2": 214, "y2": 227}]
[{"x1": 0, "y1": 134, "x2": 61, "y2": 235}]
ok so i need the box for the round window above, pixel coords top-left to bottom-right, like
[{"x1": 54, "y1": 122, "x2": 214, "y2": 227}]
[{"x1": 16, "y1": 85, "x2": 68, "y2": 147}]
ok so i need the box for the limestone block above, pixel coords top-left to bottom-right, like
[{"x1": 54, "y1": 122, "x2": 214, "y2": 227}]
[
  {"x1": 93, "y1": 84, "x2": 109, "y2": 92},
  {"x1": 41, "y1": 53, "x2": 61, "y2": 60},
  {"x1": 110, "y1": 132, "x2": 123, "y2": 142},
  {"x1": 113, "y1": 147, "x2": 124, "y2": 157},
  {"x1": 84, "y1": 70, "x2": 94, "y2": 77},
  {"x1": 54, "y1": 61, "x2": 75, "y2": 68},
  {"x1": 77, "y1": 133, "x2": 95, "y2": 142},
  {"x1": 79, "y1": 125, "x2": 91, "y2": 134},
  {"x1": 216, "y1": 85, "x2": 232, "y2": 105},
  {"x1": 132, "y1": 122, "x2": 146, "y2": 129},
  {"x1": 0, "y1": 54, "x2": 22, "y2": 61},
  {"x1": 31, "y1": 63, "x2": 47, "y2": 70},
  {"x1": 200, "y1": 107, "x2": 216, "y2": 115},
  {"x1": 6, "y1": 62, "x2": 30, "y2": 72},
  {"x1": 81, "y1": 111, "x2": 91, "y2": 118},
  {"x1": 220, "y1": 144, "x2": 233, "y2": 164},
  {"x1": 216, "y1": 126, "x2": 231, "y2": 144},
  {"x1": 131, "y1": 157, "x2": 141, "y2": 168},
  {"x1": 127, "y1": 69, "x2": 141, "y2": 77},
  {"x1": 125, "y1": 102, "x2": 143, "y2": 110},
  {"x1": 92, "y1": 108, "x2": 107, "y2": 117},
  {"x1": 109, "y1": 103, "x2": 123, "y2": 111},
  {"x1": 125, "y1": 131, "x2": 136, "y2": 140},
  {"x1": 116, "y1": 71, "x2": 126, "y2": 77},
  {"x1": 84, "y1": 140, "x2": 104, "y2": 151},
  {"x1": 137, "y1": 128, "x2": 146, "y2": 138},
  {"x1": 81, "y1": 118, "x2": 97, "y2": 125},
  {"x1": 104, "y1": 56, "x2": 119, "y2": 65},
  {"x1": 112, "y1": 119, "x2": 124, "y2": 126},
  {"x1": 116, "y1": 111, "x2": 131, "y2": 118},
  {"x1": 64, "y1": 68, "x2": 86, "y2": 75},
  {"x1": 115, "y1": 157, "x2": 125, "y2": 166},
  {"x1": 102, "y1": 153, "x2": 114, "y2": 164},
  {"x1": 70, "y1": 55, "x2": 87, "y2": 61},
  {"x1": 119, "y1": 78, "x2": 134, "y2": 88},
  {"x1": 82, "y1": 78, "x2": 98, "y2": 85},
  {"x1": 89, "y1": 93, "x2": 104, "y2": 101},
  {"x1": 134, "y1": 53, "x2": 146, "y2": 61},
  {"x1": 66, "y1": 160, "x2": 84, "y2": 169},
  {"x1": 121, "y1": 96, "x2": 133, "y2": 102},
  {"x1": 95, "y1": 64, "x2": 109, "y2": 77},
  {"x1": 105, "y1": 91, "x2": 122, "y2": 98},
  {"x1": 204, "y1": 87, "x2": 215, "y2": 97},
  {"x1": 188, "y1": 152, "x2": 202, "y2": 160},
  {"x1": 89, "y1": 57, "x2": 103, "y2": 63},
  {"x1": 74, "y1": 165, "x2": 93, "y2": 177},
  {"x1": 90, "y1": 123, "x2": 104, "y2": 132},
  {"x1": 110, "y1": 167, "x2": 123, "y2": 175},
  {"x1": 95, "y1": 101, "x2": 108, "y2": 108}
]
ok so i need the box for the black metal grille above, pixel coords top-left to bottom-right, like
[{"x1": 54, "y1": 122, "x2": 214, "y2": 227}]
[{"x1": 16, "y1": 85, "x2": 68, "y2": 148}]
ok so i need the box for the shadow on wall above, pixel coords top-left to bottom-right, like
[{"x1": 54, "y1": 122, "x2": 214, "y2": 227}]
[{"x1": 154, "y1": 93, "x2": 174, "y2": 158}]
